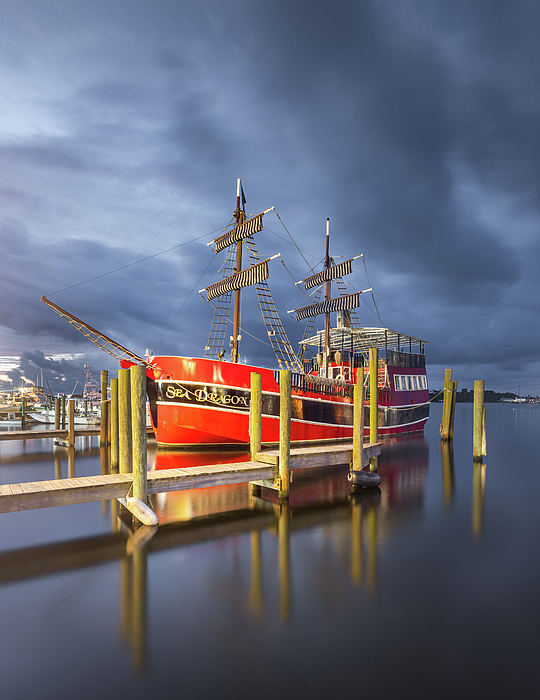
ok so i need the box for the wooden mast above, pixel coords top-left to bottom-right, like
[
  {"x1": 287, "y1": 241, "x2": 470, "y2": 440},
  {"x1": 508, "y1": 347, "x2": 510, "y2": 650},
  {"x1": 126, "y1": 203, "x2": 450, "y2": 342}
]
[
  {"x1": 324, "y1": 218, "x2": 331, "y2": 378},
  {"x1": 231, "y1": 178, "x2": 245, "y2": 363}
]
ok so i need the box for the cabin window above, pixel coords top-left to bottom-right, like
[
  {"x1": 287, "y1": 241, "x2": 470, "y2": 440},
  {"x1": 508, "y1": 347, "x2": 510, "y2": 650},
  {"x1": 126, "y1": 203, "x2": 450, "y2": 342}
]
[
  {"x1": 331, "y1": 366, "x2": 350, "y2": 381},
  {"x1": 394, "y1": 374, "x2": 427, "y2": 391}
]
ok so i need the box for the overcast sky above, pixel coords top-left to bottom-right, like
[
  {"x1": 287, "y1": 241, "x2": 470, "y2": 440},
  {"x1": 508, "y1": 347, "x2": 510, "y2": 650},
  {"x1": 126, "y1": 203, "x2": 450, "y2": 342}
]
[{"x1": 1, "y1": 0, "x2": 539, "y2": 395}]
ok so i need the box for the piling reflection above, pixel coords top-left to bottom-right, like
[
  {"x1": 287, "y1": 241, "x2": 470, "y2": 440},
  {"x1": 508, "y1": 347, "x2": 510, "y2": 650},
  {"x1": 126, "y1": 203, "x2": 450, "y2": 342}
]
[
  {"x1": 350, "y1": 488, "x2": 380, "y2": 590},
  {"x1": 68, "y1": 446, "x2": 75, "y2": 479},
  {"x1": 119, "y1": 523, "x2": 156, "y2": 672},
  {"x1": 440, "y1": 441, "x2": 455, "y2": 508},
  {"x1": 278, "y1": 502, "x2": 290, "y2": 621},
  {"x1": 351, "y1": 497, "x2": 363, "y2": 585},
  {"x1": 248, "y1": 530, "x2": 263, "y2": 618},
  {"x1": 472, "y1": 461, "x2": 486, "y2": 537},
  {"x1": 54, "y1": 453, "x2": 62, "y2": 480}
]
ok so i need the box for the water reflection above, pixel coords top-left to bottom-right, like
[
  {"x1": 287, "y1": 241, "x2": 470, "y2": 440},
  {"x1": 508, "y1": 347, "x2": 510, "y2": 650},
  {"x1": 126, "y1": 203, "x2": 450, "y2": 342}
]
[
  {"x1": 0, "y1": 435, "x2": 431, "y2": 667},
  {"x1": 248, "y1": 530, "x2": 263, "y2": 618},
  {"x1": 278, "y1": 502, "x2": 290, "y2": 621},
  {"x1": 472, "y1": 461, "x2": 486, "y2": 537},
  {"x1": 440, "y1": 441, "x2": 455, "y2": 508},
  {"x1": 119, "y1": 524, "x2": 156, "y2": 671},
  {"x1": 350, "y1": 489, "x2": 380, "y2": 591}
]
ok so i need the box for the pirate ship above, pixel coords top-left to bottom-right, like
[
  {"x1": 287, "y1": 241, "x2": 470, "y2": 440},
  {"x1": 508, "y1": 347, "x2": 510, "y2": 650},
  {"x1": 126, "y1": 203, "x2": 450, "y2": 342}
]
[{"x1": 42, "y1": 179, "x2": 429, "y2": 447}]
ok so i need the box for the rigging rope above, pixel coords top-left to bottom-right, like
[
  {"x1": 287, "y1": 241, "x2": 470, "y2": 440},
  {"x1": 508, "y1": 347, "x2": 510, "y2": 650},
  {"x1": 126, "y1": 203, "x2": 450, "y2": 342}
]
[
  {"x1": 151, "y1": 255, "x2": 215, "y2": 355},
  {"x1": 43, "y1": 228, "x2": 223, "y2": 298},
  {"x1": 362, "y1": 256, "x2": 384, "y2": 326},
  {"x1": 273, "y1": 210, "x2": 319, "y2": 270}
]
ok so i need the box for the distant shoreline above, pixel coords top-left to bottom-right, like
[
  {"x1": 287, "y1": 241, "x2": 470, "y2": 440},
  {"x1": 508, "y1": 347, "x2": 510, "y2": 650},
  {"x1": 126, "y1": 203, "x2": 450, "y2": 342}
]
[{"x1": 429, "y1": 389, "x2": 537, "y2": 403}]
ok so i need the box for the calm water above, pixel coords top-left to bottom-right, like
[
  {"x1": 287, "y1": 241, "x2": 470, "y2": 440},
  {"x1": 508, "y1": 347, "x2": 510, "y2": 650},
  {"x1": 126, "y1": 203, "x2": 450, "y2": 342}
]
[{"x1": 0, "y1": 403, "x2": 539, "y2": 700}]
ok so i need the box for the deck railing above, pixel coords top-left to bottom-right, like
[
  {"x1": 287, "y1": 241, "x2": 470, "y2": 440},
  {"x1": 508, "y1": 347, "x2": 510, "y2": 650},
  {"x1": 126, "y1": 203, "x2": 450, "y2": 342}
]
[
  {"x1": 274, "y1": 371, "x2": 355, "y2": 399},
  {"x1": 385, "y1": 350, "x2": 426, "y2": 368}
]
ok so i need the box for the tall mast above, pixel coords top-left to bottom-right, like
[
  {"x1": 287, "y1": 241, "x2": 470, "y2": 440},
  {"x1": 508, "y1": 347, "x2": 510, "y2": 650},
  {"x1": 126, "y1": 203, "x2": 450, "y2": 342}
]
[
  {"x1": 324, "y1": 218, "x2": 331, "y2": 378},
  {"x1": 231, "y1": 178, "x2": 245, "y2": 363}
]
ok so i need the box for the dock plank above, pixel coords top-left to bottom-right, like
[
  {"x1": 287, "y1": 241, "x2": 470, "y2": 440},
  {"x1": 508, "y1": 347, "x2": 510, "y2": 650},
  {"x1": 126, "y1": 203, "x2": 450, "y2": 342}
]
[{"x1": 0, "y1": 428, "x2": 102, "y2": 442}]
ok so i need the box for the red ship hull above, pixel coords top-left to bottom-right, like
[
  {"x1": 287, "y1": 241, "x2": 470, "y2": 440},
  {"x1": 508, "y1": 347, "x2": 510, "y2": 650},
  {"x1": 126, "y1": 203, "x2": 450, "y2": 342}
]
[{"x1": 146, "y1": 356, "x2": 429, "y2": 448}]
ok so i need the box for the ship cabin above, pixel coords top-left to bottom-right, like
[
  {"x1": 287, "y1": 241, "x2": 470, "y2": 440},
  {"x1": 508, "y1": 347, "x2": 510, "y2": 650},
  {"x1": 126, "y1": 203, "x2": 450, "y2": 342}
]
[{"x1": 299, "y1": 326, "x2": 429, "y2": 407}]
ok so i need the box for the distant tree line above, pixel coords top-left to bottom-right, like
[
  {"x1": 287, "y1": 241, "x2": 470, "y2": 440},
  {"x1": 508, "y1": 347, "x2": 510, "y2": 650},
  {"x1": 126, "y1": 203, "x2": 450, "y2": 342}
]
[{"x1": 429, "y1": 388, "x2": 524, "y2": 403}]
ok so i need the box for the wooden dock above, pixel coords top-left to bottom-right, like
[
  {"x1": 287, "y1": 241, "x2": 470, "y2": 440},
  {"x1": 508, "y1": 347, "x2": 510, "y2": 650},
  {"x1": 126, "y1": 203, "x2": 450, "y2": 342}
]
[
  {"x1": 0, "y1": 369, "x2": 382, "y2": 523},
  {"x1": 0, "y1": 441, "x2": 381, "y2": 515},
  {"x1": 0, "y1": 428, "x2": 100, "y2": 442},
  {"x1": 0, "y1": 426, "x2": 154, "y2": 442}
]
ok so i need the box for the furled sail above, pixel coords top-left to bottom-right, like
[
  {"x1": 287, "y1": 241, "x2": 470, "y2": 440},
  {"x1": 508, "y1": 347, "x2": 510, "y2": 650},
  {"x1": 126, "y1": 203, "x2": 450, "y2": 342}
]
[
  {"x1": 292, "y1": 289, "x2": 371, "y2": 321},
  {"x1": 203, "y1": 257, "x2": 276, "y2": 301},
  {"x1": 209, "y1": 208, "x2": 274, "y2": 253},
  {"x1": 300, "y1": 258, "x2": 353, "y2": 290}
]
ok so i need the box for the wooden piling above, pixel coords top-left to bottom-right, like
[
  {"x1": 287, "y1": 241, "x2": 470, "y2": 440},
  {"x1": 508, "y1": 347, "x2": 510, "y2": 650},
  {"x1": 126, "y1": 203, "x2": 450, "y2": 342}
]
[
  {"x1": 250, "y1": 372, "x2": 262, "y2": 459},
  {"x1": 473, "y1": 380, "x2": 486, "y2": 459},
  {"x1": 440, "y1": 368, "x2": 453, "y2": 440},
  {"x1": 130, "y1": 364, "x2": 147, "y2": 503},
  {"x1": 278, "y1": 369, "x2": 292, "y2": 501},
  {"x1": 21, "y1": 397, "x2": 26, "y2": 430},
  {"x1": 100, "y1": 370, "x2": 108, "y2": 445},
  {"x1": 119, "y1": 368, "x2": 132, "y2": 474},
  {"x1": 110, "y1": 378, "x2": 119, "y2": 471},
  {"x1": 54, "y1": 397, "x2": 60, "y2": 430},
  {"x1": 369, "y1": 348, "x2": 378, "y2": 444},
  {"x1": 369, "y1": 348, "x2": 378, "y2": 472},
  {"x1": 61, "y1": 395, "x2": 66, "y2": 428},
  {"x1": 67, "y1": 399, "x2": 75, "y2": 447},
  {"x1": 352, "y1": 380, "x2": 364, "y2": 471}
]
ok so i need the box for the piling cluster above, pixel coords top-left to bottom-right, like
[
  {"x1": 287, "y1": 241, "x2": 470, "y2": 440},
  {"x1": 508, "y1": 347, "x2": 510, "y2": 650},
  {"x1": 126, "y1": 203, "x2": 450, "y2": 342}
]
[
  {"x1": 249, "y1": 359, "x2": 381, "y2": 501},
  {"x1": 439, "y1": 370, "x2": 486, "y2": 535}
]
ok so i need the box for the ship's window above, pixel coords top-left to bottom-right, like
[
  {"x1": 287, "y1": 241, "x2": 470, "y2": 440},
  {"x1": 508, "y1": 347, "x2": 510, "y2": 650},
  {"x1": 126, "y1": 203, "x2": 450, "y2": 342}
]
[{"x1": 395, "y1": 374, "x2": 427, "y2": 390}]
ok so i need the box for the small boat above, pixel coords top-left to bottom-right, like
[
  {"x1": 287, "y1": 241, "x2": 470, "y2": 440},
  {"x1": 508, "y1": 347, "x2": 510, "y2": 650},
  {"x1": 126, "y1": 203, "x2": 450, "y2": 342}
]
[
  {"x1": 27, "y1": 409, "x2": 100, "y2": 426},
  {"x1": 41, "y1": 180, "x2": 429, "y2": 448}
]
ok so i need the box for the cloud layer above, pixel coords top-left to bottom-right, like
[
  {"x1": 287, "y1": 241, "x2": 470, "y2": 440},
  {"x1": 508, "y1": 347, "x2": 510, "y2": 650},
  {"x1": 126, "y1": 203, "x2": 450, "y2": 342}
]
[{"x1": 1, "y1": 0, "x2": 540, "y2": 393}]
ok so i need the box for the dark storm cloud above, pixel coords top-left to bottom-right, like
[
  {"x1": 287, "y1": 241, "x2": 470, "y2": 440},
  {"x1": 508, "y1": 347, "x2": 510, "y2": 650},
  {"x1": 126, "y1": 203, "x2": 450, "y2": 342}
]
[
  {"x1": 18, "y1": 350, "x2": 86, "y2": 394},
  {"x1": 1, "y1": 0, "x2": 540, "y2": 392},
  {"x1": 0, "y1": 216, "x2": 222, "y2": 361}
]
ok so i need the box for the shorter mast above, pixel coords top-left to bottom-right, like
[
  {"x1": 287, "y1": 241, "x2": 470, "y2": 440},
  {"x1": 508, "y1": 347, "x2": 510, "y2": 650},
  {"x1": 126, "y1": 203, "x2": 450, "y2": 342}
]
[{"x1": 324, "y1": 218, "x2": 331, "y2": 378}]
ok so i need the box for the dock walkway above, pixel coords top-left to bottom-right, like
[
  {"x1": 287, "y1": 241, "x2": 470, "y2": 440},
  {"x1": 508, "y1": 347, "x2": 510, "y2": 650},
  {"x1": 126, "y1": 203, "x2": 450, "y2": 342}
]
[
  {"x1": 0, "y1": 428, "x2": 100, "y2": 442},
  {"x1": 0, "y1": 442, "x2": 381, "y2": 514}
]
